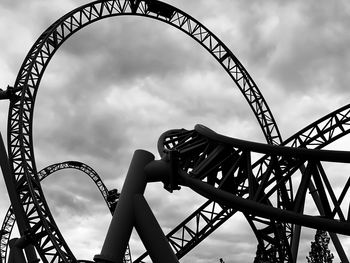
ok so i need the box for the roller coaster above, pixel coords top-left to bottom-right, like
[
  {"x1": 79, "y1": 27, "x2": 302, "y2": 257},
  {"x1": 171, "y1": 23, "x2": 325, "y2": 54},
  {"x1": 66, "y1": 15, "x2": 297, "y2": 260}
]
[{"x1": 0, "y1": 1, "x2": 349, "y2": 262}]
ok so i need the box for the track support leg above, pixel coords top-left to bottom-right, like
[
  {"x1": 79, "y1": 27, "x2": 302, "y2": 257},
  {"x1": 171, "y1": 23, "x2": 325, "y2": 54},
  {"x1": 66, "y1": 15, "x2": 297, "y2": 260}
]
[
  {"x1": 0, "y1": 133, "x2": 39, "y2": 263},
  {"x1": 94, "y1": 150, "x2": 178, "y2": 263},
  {"x1": 134, "y1": 194, "x2": 179, "y2": 263},
  {"x1": 8, "y1": 239, "x2": 26, "y2": 263}
]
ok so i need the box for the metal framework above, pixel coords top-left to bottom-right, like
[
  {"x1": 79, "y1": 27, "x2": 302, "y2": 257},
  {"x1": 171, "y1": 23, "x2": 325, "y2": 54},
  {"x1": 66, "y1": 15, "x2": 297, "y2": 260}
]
[
  {"x1": 0, "y1": 161, "x2": 128, "y2": 263},
  {"x1": 153, "y1": 124, "x2": 350, "y2": 262},
  {"x1": 5, "y1": 1, "x2": 285, "y2": 263},
  {"x1": 1, "y1": 0, "x2": 349, "y2": 262},
  {"x1": 134, "y1": 103, "x2": 350, "y2": 263}
]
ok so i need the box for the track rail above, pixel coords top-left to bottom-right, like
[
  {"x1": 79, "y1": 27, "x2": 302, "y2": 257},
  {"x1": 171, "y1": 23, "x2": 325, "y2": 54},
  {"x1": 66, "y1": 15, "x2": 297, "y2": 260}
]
[
  {"x1": 0, "y1": 161, "x2": 127, "y2": 263},
  {"x1": 6, "y1": 1, "x2": 282, "y2": 262},
  {"x1": 141, "y1": 110, "x2": 350, "y2": 262},
  {"x1": 6, "y1": 0, "x2": 350, "y2": 262}
]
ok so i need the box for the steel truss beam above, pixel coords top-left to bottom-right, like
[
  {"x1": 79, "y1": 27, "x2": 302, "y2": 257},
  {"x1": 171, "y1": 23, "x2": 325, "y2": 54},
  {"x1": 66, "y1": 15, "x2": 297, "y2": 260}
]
[
  {"x1": 283, "y1": 103, "x2": 350, "y2": 149},
  {"x1": 0, "y1": 161, "x2": 128, "y2": 263},
  {"x1": 145, "y1": 113, "x2": 350, "y2": 263},
  {"x1": 7, "y1": 0, "x2": 350, "y2": 262},
  {"x1": 7, "y1": 1, "x2": 283, "y2": 262}
]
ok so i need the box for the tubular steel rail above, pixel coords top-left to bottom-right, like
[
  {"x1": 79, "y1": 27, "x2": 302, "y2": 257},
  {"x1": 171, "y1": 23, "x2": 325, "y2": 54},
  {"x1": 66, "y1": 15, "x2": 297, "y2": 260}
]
[
  {"x1": 152, "y1": 124, "x2": 350, "y2": 262},
  {"x1": 1, "y1": 0, "x2": 350, "y2": 262},
  {"x1": 134, "y1": 103, "x2": 350, "y2": 263},
  {"x1": 5, "y1": 1, "x2": 284, "y2": 263},
  {"x1": 0, "y1": 161, "x2": 128, "y2": 263}
]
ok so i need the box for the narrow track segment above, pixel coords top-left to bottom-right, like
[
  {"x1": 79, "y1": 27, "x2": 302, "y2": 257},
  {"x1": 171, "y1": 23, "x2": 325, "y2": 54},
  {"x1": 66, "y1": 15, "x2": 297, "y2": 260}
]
[
  {"x1": 7, "y1": 1, "x2": 282, "y2": 262},
  {"x1": 0, "y1": 161, "x2": 129, "y2": 263}
]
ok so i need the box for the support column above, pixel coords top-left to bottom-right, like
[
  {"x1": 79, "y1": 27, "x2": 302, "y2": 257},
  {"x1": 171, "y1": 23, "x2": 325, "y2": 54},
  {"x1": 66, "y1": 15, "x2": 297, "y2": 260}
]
[
  {"x1": 0, "y1": 133, "x2": 39, "y2": 263},
  {"x1": 309, "y1": 181, "x2": 349, "y2": 263},
  {"x1": 94, "y1": 150, "x2": 155, "y2": 263},
  {"x1": 8, "y1": 239, "x2": 26, "y2": 263},
  {"x1": 133, "y1": 194, "x2": 179, "y2": 263}
]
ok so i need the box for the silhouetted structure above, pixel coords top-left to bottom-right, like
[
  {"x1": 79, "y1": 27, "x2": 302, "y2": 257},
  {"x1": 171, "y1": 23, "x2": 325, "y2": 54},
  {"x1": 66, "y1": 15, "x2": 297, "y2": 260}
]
[
  {"x1": 1, "y1": 1, "x2": 350, "y2": 263},
  {"x1": 0, "y1": 161, "x2": 129, "y2": 263},
  {"x1": 254, "y1": 244, "x2": 275, "y2": 263}
]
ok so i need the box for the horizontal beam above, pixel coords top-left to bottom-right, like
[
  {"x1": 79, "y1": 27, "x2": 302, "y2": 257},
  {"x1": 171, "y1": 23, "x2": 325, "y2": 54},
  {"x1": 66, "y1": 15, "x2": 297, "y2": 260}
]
[
  {"x1": 181, "y1": 172, "x2": 350, "y2": 235},
  {"x1": 195, "y1": 124, "x2": 350, "y2": 163}
]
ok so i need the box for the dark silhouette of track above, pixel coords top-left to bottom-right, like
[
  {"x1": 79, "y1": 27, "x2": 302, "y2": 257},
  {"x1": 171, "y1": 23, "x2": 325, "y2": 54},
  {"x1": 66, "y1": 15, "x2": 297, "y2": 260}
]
[
  {"x1": 135, "y1": 104, "x2": 350, "y2": 263},
  {"x1": 1, "y1": 1, "x2": 349, "y2": 262},
  {"x1": 0, "y1": 161, "x2": 130, "y2": 263}
]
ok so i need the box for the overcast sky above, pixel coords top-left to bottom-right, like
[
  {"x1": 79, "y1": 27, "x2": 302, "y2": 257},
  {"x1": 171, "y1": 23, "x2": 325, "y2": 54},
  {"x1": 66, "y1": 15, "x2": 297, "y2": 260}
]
[{"x1": 1, "y1": 0, "x2": 350, "y2": 262}]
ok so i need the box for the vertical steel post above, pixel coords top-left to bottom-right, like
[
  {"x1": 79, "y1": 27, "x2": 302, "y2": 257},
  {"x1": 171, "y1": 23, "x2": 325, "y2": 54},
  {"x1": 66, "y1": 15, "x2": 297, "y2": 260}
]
[
  {"x1": 0, "y1": 133, "x2": 26, "y2": 237},
  {"x1": 94, "y1": 150, "x2": 155, "y2": 263},
  {"x1": 0, "y1": 132, "x2": 39, "y2": 263},
  {"x1": 308, "y1": 181, "x2": 349, "y2": 263},
  {"x1": 292, "y1": 164, "x2": 349, "y2": 263},
  {"x1": 8, "y1": 239, "x2": 26, "y2": 263},
  {"x1": 291, "y1": 218, "x2": 302, "y2": 263}
]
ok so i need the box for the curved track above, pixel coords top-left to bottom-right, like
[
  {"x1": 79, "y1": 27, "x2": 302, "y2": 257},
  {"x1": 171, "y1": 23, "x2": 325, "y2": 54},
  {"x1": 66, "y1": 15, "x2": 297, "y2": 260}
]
[
  {"x1": 0, "y1": 161, "x2": 128, "y2": 263},
  {"x1": 6, "y1": 1, "x2": 283, "y2": 262},
  {"x1": 3, "y1": 0, "x2": 350, "y2": 262},
  {"x1": 134, "y1": 103, "x2": 350, "y2": 263},
  {"x1": 153, "y1": 123, "x2": 350, "y2": 262}
]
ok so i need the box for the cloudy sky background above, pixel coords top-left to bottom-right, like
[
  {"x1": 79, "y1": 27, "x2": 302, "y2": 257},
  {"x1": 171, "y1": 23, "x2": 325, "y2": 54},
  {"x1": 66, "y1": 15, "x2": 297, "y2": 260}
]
[{"x1": 1, "y1": 0, "x2": 350, "y2": 262}]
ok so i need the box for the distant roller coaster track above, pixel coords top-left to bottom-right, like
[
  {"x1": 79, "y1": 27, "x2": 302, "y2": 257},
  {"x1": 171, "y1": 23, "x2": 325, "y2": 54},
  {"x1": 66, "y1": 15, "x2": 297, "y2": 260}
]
[
  {"x1": 2, "y1": 0, "x2": 349, "y2": 262},
  {"x1": 0, "y1": 161, "x2": 129, "y2": 263}
]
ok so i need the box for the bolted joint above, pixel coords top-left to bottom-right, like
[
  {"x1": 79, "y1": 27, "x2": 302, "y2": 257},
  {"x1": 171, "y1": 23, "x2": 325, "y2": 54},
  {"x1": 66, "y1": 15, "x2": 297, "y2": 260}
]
[
  {"x1": 14, "y1": 229, "x2": 34, "y2": 249},
  {"x1": 107, "y1": 189, "x2": 120, "y2": 213},
  {"x1": 0, "y1": 86, "x2": 12, "y2": 100},
  {"x1": 147, "y1": 0, "x2": 174, "y2": 19},
  {"x1": 130, "y1": 0, "x2": 141, "y2": 13},
  {"x1": 0, "y1": 85, "x2": 21, "y2": 101},
  {"x1": 144, "y1": 150, "x2": 181, "y2": 192},
  {"x1": 106, "y1": 189, "x2": 120, "y2": 203}
]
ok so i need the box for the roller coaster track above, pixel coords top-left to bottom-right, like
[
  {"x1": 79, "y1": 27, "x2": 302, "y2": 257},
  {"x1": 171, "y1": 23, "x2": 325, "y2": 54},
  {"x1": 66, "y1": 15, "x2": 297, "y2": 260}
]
[
  {"x1": 134, "y1": 104, "x2": 350, "y2": 263},
  {"x1": 155, "y1": 125, "x2": 350, "y2": 262},
  {"x1": 0, "y1": 161, "x2": 129, "y2": 263},
  {"x1": 175, "y1": 126, "x2": 350, "y2": 232},
  {"x1": 2, "y1": 0, "x2": 349, "y2": 262},
  {"x1": 5, "y1": 1, "x2": 285, "y2": 262}
]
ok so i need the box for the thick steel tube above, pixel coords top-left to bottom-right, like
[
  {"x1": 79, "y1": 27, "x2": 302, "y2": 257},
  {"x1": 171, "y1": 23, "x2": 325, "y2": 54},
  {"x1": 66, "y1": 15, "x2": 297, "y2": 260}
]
[
  {"x1": 24, "y1": 245, "x2": 39, "y2": 263},
  {"x1": 133, "y1": 194, "x2": 179, "y2": 263},
  {"x1": 8, "y1": 239, "x2": 26, "y2": 263},
  {"x1": 94, "y1": 150, "x2": 155, "y2": 263},
  {"x1": 181, "y1": 172, "x2": 350, "y2": 235},
  {"x1": 291, "y1": 222, "x2": 302, "y2": 263}
]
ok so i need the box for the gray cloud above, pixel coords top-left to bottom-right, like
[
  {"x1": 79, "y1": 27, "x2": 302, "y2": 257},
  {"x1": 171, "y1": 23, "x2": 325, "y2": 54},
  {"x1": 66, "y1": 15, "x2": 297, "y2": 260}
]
[
  {"x1": 58, "y1": 16, "x2": 214, "y2": 84},
  {"x1": 1, "y1": 1, "x2": 350, "y2": 262}
]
